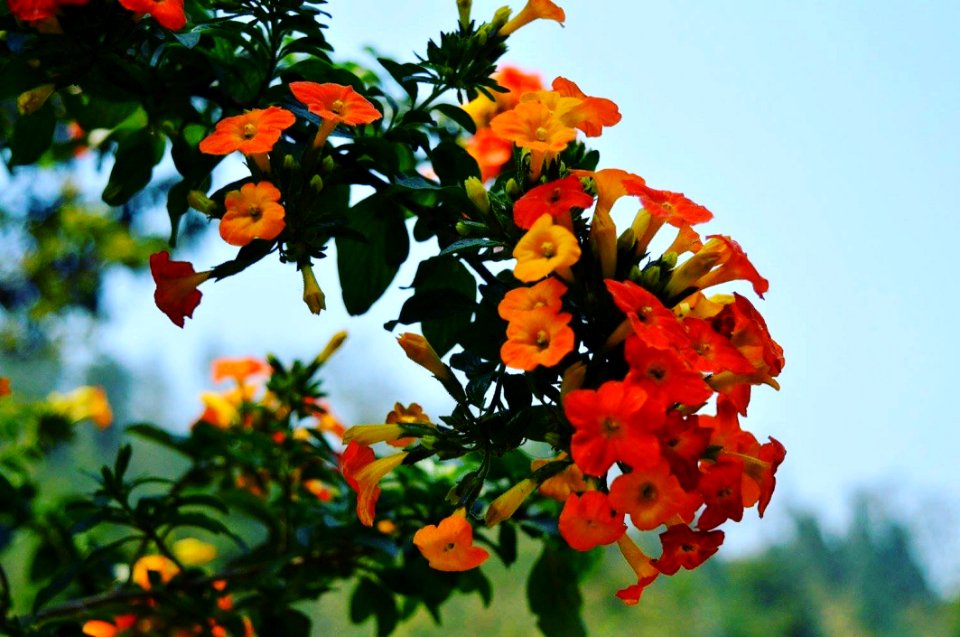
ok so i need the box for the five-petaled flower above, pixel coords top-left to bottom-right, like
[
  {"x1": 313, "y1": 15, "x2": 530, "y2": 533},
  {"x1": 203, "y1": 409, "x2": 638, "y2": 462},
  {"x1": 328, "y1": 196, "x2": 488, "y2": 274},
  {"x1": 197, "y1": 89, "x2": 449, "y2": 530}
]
[
  {"x1": 199, "y1": 106, "x2": 296, "y2": 156},
  {"x1": 413, "y1": 511, "x2": 490, "y2": 572},
  {"x1": 220, "y1": 181, "x2": 286, "y2": 246},
  {"x1": 289, "y1": 81, "x2": 382, "y2": 149},
  {"x1": 513, "y1": 213, "x2": 581, "y2": 282}
]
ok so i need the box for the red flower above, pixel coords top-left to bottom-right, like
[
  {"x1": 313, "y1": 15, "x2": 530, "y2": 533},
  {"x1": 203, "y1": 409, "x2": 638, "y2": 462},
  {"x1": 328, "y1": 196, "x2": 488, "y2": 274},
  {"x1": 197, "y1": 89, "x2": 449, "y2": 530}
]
[
  {"x1": 696, "y1": 457, "x2": 745, "y2": 530},
  {"x1": 681, "y1": 317, "x2": 756, "y2": 376},
  {"x1": 624, "y1": 335, "x2": 712, "y2": 408},
  {"x1": 654, "y1": 524, "x2": 724, "y2": 575},
  {"x1": 150, "y1": 251, "x2": 211, "y2": 328},
  {"x1": 564, "y1": 380, "x2": 661, "y2": 476},
  {"x1": 512, "y1": 176, "x2": 594, "y2": 230},
  {"x1": 558, "y1": 491, "x2": 626, "y2": 551},
  {"x1": 7, "y1": 0, "x2": 87, "y2": 22},
  {"x1": 608, "y1": 460, "x2": 700, "y2": 531},
  {"x1": 605, "y1": 279, "x2": 689, "y2": 350},
  {"x1": 118, "y1": 0, "x2": 186, "y2": 30}
]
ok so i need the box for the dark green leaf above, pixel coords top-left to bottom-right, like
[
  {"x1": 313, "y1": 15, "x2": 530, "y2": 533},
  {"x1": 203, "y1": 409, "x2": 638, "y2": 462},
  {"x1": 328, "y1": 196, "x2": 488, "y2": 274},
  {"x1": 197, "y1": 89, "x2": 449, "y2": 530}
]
[
  {"x1": 438, "y1": 237, "x2": 504, "y2": 256},
  {"x1": 336, "y1": 194, "x2": 409, "y2": 315},
  {"x1": 9, "y1": 102, "x2": 55, "y2": 166},
  {"x1": 433, "y1": 103, "x2": 477, "y2": 134},
  {"x1": 527, "y1": 544, "x2": 587, "y2": 637},
  {"x1": 102, "y1": 128, "x2": 165, "y2": 206}
]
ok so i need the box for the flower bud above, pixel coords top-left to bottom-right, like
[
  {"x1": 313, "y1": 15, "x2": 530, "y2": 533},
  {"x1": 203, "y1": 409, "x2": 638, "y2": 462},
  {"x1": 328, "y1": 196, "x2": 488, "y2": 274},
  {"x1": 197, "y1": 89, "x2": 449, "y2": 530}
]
[
  {"x1": 301, "y1": 264, "x2": 326, "y2": 315},
  {"x1": 321, "y1": 155, "x2": 336, "y2": 173},
  {"x1": 397, "y1": 333, "x2": 448, "y2": 380},
  {"x1": 485, "y1": 478, "x2": 537, "y2": 526},
  {"x1": 316, "y1": 330, "x2": 347, "y2": 364},
  {"x1": 457, "y1": 0, "x2": 472, "y2": 29},
  {"x1": 343, "y1": 424, "x2": 407, "y2": 446},
  {"x1": 283, "y1": 154, "x2": 297, "y2": 170},
  {"x1": 309, "y1": 174, "x2": 324, "y2": 192},
  {"x1": 186, "y1": 190, "x2": 217, "y2": 216},
  {"x1": 499, "y1": 0, "x2": 565, "y2": 36},
  {"x1": 464, "y1": 176, "x2": 490, "y2": 215},
  {"x1": 560, "y1": 361, "x2": 586, "y2": 397}
]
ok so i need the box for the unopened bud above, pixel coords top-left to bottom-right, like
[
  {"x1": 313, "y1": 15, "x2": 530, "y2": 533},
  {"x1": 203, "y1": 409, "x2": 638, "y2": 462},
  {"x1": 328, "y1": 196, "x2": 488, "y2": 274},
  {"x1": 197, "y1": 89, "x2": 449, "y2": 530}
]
[
  {"x1": 457, "y1": 0, "x2": 472, "y2": 29},
  {"x1": 301, "y1": 264, "x2": 326, "y2": 315},
  {"x1": 464, "y1": 176, "x2": 490, "y2": 215},
  {"x1": 320, "y1": 155, "x2": 336, "y2": 173},
  {"x1": 505, "y1": 178, "x2": 521, "y2": 199},
  {"x1": 661, "y1": 251, "x2": 678, "y2": 269},
  {"x1": 397, "y1": 333, "x2": 449, "y2": 380},
  {"x1": 17, "y1": 84, "x2": 55, "y2": 116},
  {"x1": 309, "y1": 174, "x2": 324, "y2": 192},
  {"x1": 283, "y1": 154, "x2": 297, "y2": 170},
  {"x1": 617, "y1": 228, "x2": 636, "y2": 254},
  {"x1": 485, "y1": 478, "x2": 537, "y2": 526},
  {"x1": 186, "y1": 190, "x2": 217, "y2": 216},
  {"x1": 490, "y1": 6, "x2": 512, "y2": 31},
  {"x1": 641, "y1": 265, "x2": 661, "y2": 289},
  {"x1": 316, "y1": 330, "x2": 347, "y2": 364}
]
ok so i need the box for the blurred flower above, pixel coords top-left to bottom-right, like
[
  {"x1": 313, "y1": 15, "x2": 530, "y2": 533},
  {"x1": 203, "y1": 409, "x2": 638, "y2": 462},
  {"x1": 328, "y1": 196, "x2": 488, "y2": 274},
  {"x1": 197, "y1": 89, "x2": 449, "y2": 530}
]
[
  {"x1": 172, "y1": 538, "x2": 217, "y2": 566},
  {"x1": 118, "y1": 0, "x2": 187, "y2": 30},
  {"x1": 47, "y1": 386, "x2": 112, "y2": 429},
  {"x1": 131, "y1": 554, "x2": 180, "y2": 589},
  {"x1": 212, "y1": 357, "x2": 270, "y2": 385}
]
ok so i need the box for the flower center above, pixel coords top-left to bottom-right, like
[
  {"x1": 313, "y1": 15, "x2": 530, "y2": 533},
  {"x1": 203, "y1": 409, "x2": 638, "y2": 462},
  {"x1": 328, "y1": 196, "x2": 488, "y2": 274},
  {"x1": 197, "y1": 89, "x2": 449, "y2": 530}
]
[
  {"x1": 444, "y1": 542, "x2": 456, "y2": 552},
  {"x1": 535, "y1": 330, "x2": 550, "y2": 349},
  {"x1": 249, "y1": 206, "x2": 262, "y2": 221},
  {"x1": 540, "y1": 241, "x2": 556, "y2": 258},
  {"x1": 601, "y1": 418, "x2": 621, "y2": 435},
  {"x1": 535, "y1": 126, "x2": 548, "y2": 141},
  {"x1": 242, "y1": 123, "x2": 257, "y2": 139},
  {"x1": 640, "y1": 483, "x2": 657, "y2": 501},
  {"x1": 331, "y1": 99, "x2": 345, "y2": 114}
]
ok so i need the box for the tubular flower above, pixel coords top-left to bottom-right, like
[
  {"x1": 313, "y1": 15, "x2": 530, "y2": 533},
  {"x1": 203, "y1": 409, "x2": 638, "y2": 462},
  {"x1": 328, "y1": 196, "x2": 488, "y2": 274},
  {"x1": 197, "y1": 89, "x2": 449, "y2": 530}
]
[
  {"x1": 82, "y1": 616, "x2": 136, "y2": 637},
  {"x1": 605, "y1": 279, "x2": 689, "y2": 350},
  {"x1": 485, "y1": 478, "x2": 537, "y2": 526},
  {"x1": 339, "y1": 442, "x2": 377, "y2": 524},
  {"x1": 289, "y1": 81, "x2": 382, "y2": 149},
  {"x1": 615, "y1": 535, "x2": 660, "y2": 605},
  {"x1": 385, "y1": 402, "x2": 433, "y2": 447},
  {"x1": 499, "y1": 0, "x2": 565, "y2": 36},
  {"x1": 212, "y1": 357, "x2": 270, "y2": 384},
  {"x1": 498, "y1": 277, "x2": 567, "y2": 321},
  {"x1": 489, "y1": 101, "x2": 576, "y2": 177},
  {"x1": 624, "y1": 335, "x2": 712, "y2": 408},
  {"x1": 413, "y1": 511, "x2": 490, "y2": 572},
  {"x1": 198, "y1": 107, "x2": 294, "y2": 155},
  {"x1": 47, "y1": 386, "x2": 113, "y2": 429},
  {"x1": 666, "y1": 235, "x2": 769, "y2": 299},
  {"x1": 500, "y1": 308, "x2": 574, "y2": 371},
  {"x1": 150, "y1": 251, "x2": 211, "y2": 328},
  {"x1": 563, "y1": 380, "x2": 661, "y2": 476},
  {"x1": 512, "y1": 176, "x2": 594, "y2": 230},
  {"x1": 550, "y1": 77, "x2": 622, "y2": 137},
  {"x1": 118, "y1": 0, "x2": 186, "y2": 29},
  {"x1": 681, "y1": 317, "x2": 756, "y2": 376},
  {"x1": 558, "y1": 491, "x2": 627, "y2": 551},
  {"x1": 608, "y1": 460, "x2": 700, "y2": 531},
  {"x1": 342, "y1": 424, "x2": 407, "y2": 446},
  {"x1": 132, "y1": 554, "x2": 180, "y2": 589},
  {"x1": 513, "y1": 214, "x2": 581, "y2": 282},
  {"x1": 532, "y1": 454, "x2": 589, "y2": 501},
  {"x1": 696, "y1": 457, "x2": 745, "y2": 530},
  {"x1": 352, "y1": 451, "x2": 408, "y2": 527},
  {"x1": 654, "y1": 525, "x2": 724, "y2": 575},
  {"x1": 220, "y1": 181, "x2": 286, "y2": 246}
]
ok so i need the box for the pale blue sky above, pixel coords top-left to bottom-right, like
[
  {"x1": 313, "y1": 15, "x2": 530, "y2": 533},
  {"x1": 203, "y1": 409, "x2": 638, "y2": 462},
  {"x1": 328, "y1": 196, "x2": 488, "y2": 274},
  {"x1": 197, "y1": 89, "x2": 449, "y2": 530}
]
[{"x1": 97, "y1": 1, "x2": 960, "y2": 588}]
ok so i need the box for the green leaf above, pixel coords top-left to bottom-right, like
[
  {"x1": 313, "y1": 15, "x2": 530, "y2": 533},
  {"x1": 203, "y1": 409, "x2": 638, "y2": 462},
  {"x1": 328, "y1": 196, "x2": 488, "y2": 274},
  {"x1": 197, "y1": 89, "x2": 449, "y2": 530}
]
[
  {"x1": 527, "y1": 544, "x2": 588, "y2": 637},
  {"x1": 336, "y1": 193, "x2": 409, "y2": 315},
  {"x1": 102, "y1": 128, "x2": 165, "y2": 206},
  {"x1": 9, "y1": 101, "x2": 55, "y2": 166},
  {"x1": 438, "y1": 237, "x2": 504, "y2": 256},
  {"x1": 429, "y1": 140, "x2": 480, "y2": 185},
  {"x1": 498, "y1": 522, "x2": 518, "y2": 566},
  {"x1": 350, "y1": 578, "x2": 399, "y2": 637},
  {"x1": 126, "y1": 423, "x2": 187, "y2": 456},
  {"x1": 433, "y1": 103, "x2": 477, "y2": 134}
]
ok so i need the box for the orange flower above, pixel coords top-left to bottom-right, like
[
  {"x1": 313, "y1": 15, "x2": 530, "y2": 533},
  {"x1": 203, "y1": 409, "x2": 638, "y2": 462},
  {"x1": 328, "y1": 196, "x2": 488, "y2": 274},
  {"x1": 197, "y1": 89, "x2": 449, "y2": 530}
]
[
  {"x1": 413, "y1": 511, "x2": 490, "y2": 572},
  {"x1": 352, "y1": 451, "x2": 408, "y2": 527},
  {"x1": 132, "y1": 554, "x2": 180, "y2": 589},
  {"x1": 119, "y1": 0, "x2": 186, "y2": 29},
  {"x1": 615, "y1": 535, "x2": 659, "y2": 605},
  {"x1": 8, "y1": 0, "x2": 88, "y2": 22},
  {"x1": 497, "y1": 277, "x2": 567, "y2": 321},
  {"x1": 463, "y1": 66, "x2": 544, "y2": 128},
  {"x1": 563, "y1": 380, "x2": 661, "y2": 476},
  {"x1": 605, "y1": 279, "x2": 689, "y2": 350},
  {"x1": 385, "y1": 402, "x2": 432, "y2": 447},
  {"x1": 212, "y1": 357, "x2": 270, "y2": 384},
  {"x1": 489, "y1": 102, "x2": 576, "y2": 177},
  {"x1": 82, "y1": 616, "x2": 136, "y2": 637},
  {"x1": 198, "y1": 107, "x2": 295, "y2": 155},
  {"x1": 220, "y1": 181, "x2": 285, "y2": 246},
  {"x1": 0, "y1": 377, "x2": 9, "y2": 398},
  {"x1": 513, "y1": 214, "x2": 581, "y2": 282},
  {"x1": 500, "y1": 308, "x2": 574, "y2": 371},
  {"x1": 500, "y1": 0, "x2": 565, "y2": 36},
  {"x1": 558, "y1": 491, "x2": 626, "y2": 551},
  {"x1": 150, "y1": 251, "x2": 211, "y2": 328},
  {"x1": 531, "y1": 454, "x2": 588, "y2": 501},
  {"x1": 666, "y1": 235, "x2": 769, "y2": 299},
  {"x1": 466, "y1": 128, "x2": 514, "y2": 182},
  {"x1": 608, "y1": 460, "x2": 700, "y2": 531},
  {"x1": 550, "y1": 77, "x2": 622, "y2": 137},
  {"x1": 47, "y1": 386, "x2": 113, "y2": 429},
  {"x1": 289, "y1": 82, "x2": 382, "y2": 149},
  {"x1": 512, "y1": 176, "x2": 594, "y2": 230}
]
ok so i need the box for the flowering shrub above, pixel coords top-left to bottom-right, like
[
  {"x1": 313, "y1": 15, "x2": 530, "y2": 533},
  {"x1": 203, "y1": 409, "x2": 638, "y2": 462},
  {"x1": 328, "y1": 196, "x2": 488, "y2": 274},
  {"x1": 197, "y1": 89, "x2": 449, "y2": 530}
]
[{"x1": 0, "y1": 0, "x2": 785, "y2": 635}]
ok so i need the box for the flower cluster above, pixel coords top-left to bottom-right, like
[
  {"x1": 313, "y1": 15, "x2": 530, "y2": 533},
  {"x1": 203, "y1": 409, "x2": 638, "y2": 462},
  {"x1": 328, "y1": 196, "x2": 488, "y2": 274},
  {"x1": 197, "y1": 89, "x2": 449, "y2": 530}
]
[{"x1": 7, "y1": 0, "x2": 186, "y2": 31}]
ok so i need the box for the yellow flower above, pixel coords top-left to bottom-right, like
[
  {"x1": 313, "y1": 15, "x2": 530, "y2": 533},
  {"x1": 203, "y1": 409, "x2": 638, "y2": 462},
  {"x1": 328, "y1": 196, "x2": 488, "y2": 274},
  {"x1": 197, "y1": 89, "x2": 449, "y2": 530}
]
[
  {"x1": 353, "y1": 452, "x2": 408, "y2": 527},
  {"x1": 172, "y1": 538, "x2": 217, "y2": 566},
  {"x1": 47, "y1": 386, "x2": 113, "y2": 429},
  {"x1": 513, "y1": 214, "x2": 581, "y2": 282},
  {"x1": 485, "y1": 478, "x2": 537, "y2": 526}
]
